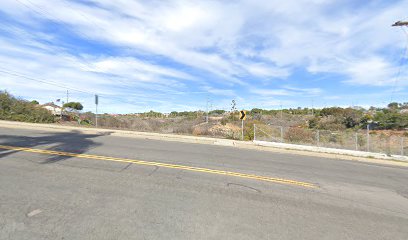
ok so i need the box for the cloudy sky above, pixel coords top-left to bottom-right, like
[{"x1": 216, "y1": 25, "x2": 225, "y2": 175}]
[{"x1": 0, "y1": 0, "x2": 407, "y2": 113}]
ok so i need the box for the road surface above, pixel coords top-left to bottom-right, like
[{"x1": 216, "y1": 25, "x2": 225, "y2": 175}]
[{"x1": 0, "y1": 127, "x2": 407, "y2": 239}]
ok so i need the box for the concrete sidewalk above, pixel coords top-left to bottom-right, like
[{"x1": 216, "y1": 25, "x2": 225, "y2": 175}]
[{"x1": 1, "y1": 120, "x2": 407, "y2": 167}]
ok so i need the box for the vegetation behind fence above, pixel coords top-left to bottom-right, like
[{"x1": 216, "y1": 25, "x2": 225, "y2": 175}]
[{"x1": 254, "y1": 124, "x2": 407, "y2": 156}]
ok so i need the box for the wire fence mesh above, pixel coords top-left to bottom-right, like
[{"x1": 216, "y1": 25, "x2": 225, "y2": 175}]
[{"x1": 254, "y1": 124, "x2": 408, "y2": 157}]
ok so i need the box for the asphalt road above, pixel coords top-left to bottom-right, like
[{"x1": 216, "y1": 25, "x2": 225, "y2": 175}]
[{"x1": 0, "y1": 127, "x2": 408, "y2": 240}]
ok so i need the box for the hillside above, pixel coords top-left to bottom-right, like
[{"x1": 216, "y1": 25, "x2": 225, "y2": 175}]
[{"x1": 0, "y1": 91, "x2": 55, "y2": 123}]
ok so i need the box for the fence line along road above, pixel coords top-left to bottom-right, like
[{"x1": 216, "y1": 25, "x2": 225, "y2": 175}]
[{"x1": 253, "y1": 124, "x2": 407, "y2": 157}]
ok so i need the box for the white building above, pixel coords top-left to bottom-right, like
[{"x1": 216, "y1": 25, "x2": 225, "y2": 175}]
[{"x1": 41, "y1": 103, "x2": 62, "y2": 116}]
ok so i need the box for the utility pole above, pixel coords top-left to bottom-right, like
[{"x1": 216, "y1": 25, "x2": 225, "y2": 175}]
[
  {"x1": 205, "y1": 96, "x2": 209, "y2": 123},
  {"x1": 366, "y1": 123, "x2": 370, "y2": 152},
  {"x1": 392, "y1": 21, "x2": 408, "y2": 27},
  {"x1": 210, "y1": 101, "x2": 213, "y2": 115},
  {"x1": 95, "y1": 94, "x2": 99, "y2": 128},
  {"x1": 280, "y1": 101, "x2": 283, "y2": 119},
  {"x1": 66, "y1": 90, "x2": 69, "y2": 103}
]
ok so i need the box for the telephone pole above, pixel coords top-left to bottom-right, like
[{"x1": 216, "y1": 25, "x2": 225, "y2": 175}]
[
  {"x1": 95, "y1": 94, "x2": 99, "y2": 128},
  {"x1": 392, "y1": 21, "x2": 408, "y2": 27},
  {"x1": 66, "y1": 90, "x2": 69, "y2": 103},
  {"x1": 280, "y1": 101, "x2": 283, "y2": 119},
  {"x1": 205, "y1": 97, "x2": 209, "y2": 123}
]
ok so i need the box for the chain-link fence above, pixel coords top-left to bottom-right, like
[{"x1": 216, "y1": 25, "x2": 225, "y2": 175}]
[{"x1": 254, "y1": 124, "x2": 408, "y2": 156}]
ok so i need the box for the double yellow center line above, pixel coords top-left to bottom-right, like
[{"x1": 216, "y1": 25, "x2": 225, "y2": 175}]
[{"x1": 0, "y1": 144, "x2": 317, "y2": 188}]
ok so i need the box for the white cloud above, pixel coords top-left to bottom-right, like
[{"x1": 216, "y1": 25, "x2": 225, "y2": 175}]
[
  {"x1": 1, "y1": 0, "x2": 408, "y2": 112},
  {"x1": 244, "y1": 63, "x2": 290, "y2": 79},
  {"x1": 343, "y1": 57, "x2": 397, "y2": 86},
  {"x1": 251, "y1": 86, "x2": 322, "y2": 97},
  {"x1": 4, "y1": 0, "x2": 407, "y2": 84},
  {"x1": 0, "y1": 28, "x2": 203, "y2": 112},
  {"x1": 251, "y1": 89, "x2": 292, "y2": 96}
]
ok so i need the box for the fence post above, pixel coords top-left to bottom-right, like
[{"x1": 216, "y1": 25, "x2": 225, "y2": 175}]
[
  {"x1": 355, "y1": 132, "x2": 358, "y2": 151},
  {"x1": 401, "y1": 137, "x2": 404, "y2": 156},
  {"x1": 280, "y1": 126, "x2": 284, "y2": 143},
  {"x1": 316, "y1": 130, "x2": 320, "y2": 147},
  {"x1": 366, "y1": 124, "x2": 370, "y2": 152},
  {"x1": 253, "y1": 124, "x2": 256, "y2": 141}
]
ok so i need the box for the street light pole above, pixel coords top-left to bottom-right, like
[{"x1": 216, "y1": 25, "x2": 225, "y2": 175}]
[
  {"x1": 95, "y1": 94, "x2": 99, "y2": 128},
  {"x1": 392, "y1": 21, "x2": 408, "y2": 27}
]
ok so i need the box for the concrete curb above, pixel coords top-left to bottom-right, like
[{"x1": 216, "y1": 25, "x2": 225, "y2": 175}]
[
  {"x1": 253, "y1": 140, "x2": 408, "y2": 162},
  {"x1": 0, "y1": 120, "x2": 238, "y2": 146},
  {"x1": 1, "y1": 120, "x2": 407, "y2": 167}
]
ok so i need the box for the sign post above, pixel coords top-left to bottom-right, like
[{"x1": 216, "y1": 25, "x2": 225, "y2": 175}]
[
  {"x1": 95, "y1": 94, "x2": 99, "y2": 128},
  {"x1": 239, "y1": 110, "x2": 246, "y2": 140}
]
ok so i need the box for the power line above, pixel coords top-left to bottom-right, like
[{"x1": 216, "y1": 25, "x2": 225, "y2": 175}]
[
  {"x1": 0, "y1": 69, "x2": 135, "y2": 107},
  {"x1": 0, "y1": 68, "x2": 93, "y2": 94},
  {"x1": 13, "y1": 0, "x2": 206, "y2": 98},
  {"x1": 0, "y1": 68, "x2": 187, "y2": 111},
  {"x1": 9, "y1": 1, "x2": 211, "y2": 112}
]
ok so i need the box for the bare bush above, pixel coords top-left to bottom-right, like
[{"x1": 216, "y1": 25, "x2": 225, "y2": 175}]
[{"x1": 284, "y1": 127, "x2": 315, "y2": 143}]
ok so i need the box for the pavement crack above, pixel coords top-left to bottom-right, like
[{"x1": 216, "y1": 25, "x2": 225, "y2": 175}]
[
  {"x1": 120, "y1": 163, "x2": 132, "y2": 172},
  {"x1": 396, "y1": 190, "x2": 408, "y2": 200},
  {"x1": 148, "y1": 166, "x2": 159, "y2": 176},
  {"x1": 227, "y1": 183, "x2": 262, "y2": 193}
]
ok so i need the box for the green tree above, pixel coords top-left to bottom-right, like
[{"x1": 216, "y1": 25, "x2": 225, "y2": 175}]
[
  {"x1": 250, "y1": 108, "x2": 263, "y2": 114},
  {"x1": 63, "y1": 102, "x2": 83, "y2": 111},
  {"x1": 209, "y1": 109, "x2": 226, "y2": 115},
  {"x1": 31, "y1": 100, "x2": 39, "y2": 105},
  {"x1": 387, "y1": 102, "x2": 400, "y2": 110},
  {"x1": 343, "y1": 116, "x2": 358, "y2": 128},
  {"x1": 374, "y1": 111, "x2": 408, "y2": 130},
  {"x1": 308, "y1": 117, "x2": 319, "y2": 129}
]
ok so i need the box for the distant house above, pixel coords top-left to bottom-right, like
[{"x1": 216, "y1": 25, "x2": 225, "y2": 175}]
[
  {"x1": 400, "y1": 109, "x2": 408, "y2": 114},
  {"x1": 41, "y1": 102, "x2": 62, "y2": 116}
]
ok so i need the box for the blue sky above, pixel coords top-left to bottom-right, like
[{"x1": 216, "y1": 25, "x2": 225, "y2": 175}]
[{"x1": 0, "y1": 0, "x2": 407, "y2": 113}]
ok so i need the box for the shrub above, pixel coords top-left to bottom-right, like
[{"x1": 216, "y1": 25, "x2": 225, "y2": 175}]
[
  {"x1": 192, "y1": 125, "x2": 210, "y2": 136},
  {"x1": 220, "y1": 117, "x2": 228, "y2": 125},
  {"x1": 80, "y1": 119, "x2": 92, "y2": 125},
  {"x1": 308, "y1": 117, "x2": 319, "y2": 128},
  {"x1": 0, "y1": 91, "x2": 55, "y2": 123},
  {"x1": 284, "y1": 127, "x2": 314, "y2": 143}
]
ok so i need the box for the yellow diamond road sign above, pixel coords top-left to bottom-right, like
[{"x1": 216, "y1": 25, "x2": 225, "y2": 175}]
[{"x1": 239, "y1": 110, "x2": 247, "y2": 120}]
